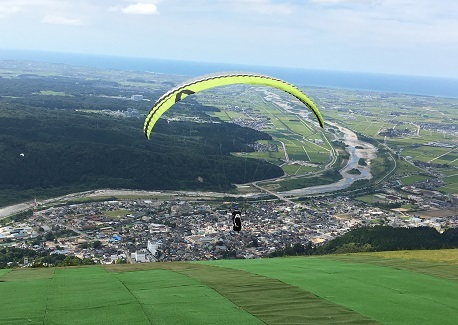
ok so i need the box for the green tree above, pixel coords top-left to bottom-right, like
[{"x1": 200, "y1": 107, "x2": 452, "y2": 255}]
[{"x1": 92, "y1": 240, "x2": 102, "y2": 249}]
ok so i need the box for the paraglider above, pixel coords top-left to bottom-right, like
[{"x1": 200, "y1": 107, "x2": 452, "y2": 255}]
[
  {"x1": 231, "y1": 205, "x2": 242, "y2": 232},
  {"x1": 144, "y1": 72, "x2": 324, "y2": 139},
  {"x1": 143, "y1": 72, "x2": 326, "y2": 233}
]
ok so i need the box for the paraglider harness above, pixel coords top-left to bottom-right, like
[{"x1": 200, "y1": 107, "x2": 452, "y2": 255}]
[{"x1": 231, "y1": 205, "x2": 243, "y2": 232}]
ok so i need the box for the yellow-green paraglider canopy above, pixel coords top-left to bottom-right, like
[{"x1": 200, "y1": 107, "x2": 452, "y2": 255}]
[{"x1": 144, "y1": 72, "x2": 324, "y2": 139}]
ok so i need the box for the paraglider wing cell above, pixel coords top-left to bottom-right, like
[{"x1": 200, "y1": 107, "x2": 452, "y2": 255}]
[{"x1": 144, "y1": 73, "x2": 324, "y2": 139}]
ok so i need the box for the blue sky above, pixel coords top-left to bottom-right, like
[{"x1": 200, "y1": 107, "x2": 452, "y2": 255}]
[{"x1": 0, "y1": 0, "x2": 457, "y2": 78}]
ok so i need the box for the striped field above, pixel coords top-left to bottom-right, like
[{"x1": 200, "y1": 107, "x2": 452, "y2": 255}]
[{"x1": 0, "y1": 250, "x2": 457, "y2": 324}]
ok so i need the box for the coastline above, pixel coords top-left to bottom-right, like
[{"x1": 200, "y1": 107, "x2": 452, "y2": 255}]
[{"x1": 1, "y1": 49, "x2": 457, "y2": 98}]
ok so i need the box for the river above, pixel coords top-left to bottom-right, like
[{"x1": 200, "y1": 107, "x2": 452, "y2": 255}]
[
  {"x1": 281, "y1": 122, "x2": 377, "y2": 196},
  {"x1": 0, "y1": 124, "x2": 376, "y2": 217}
]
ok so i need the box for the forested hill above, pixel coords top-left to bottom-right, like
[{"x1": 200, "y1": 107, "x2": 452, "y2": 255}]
[
  {"x1": 315, "y1": 226, "x2": 458, "y2": 254},
  {"x1": 0, "y1": 72, "x2": 283, "y2": 205}
]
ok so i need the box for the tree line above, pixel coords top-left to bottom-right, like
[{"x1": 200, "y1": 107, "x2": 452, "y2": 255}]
[
  {"x1": 0, "y1": 247, "x2": 95, "y2": 269},
  {"x1": 270, "y1": 226, "x2": 458, "y2": 257}
]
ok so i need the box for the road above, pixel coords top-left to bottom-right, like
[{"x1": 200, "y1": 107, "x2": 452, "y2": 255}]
[
  {"x1": 0, "y1": 190, "x2": 97, "y2": 220},
  {"x1": 251, "y1": 182, "x2": 295, "y2": 205},
  {"x1": 0, "y1": 122, "x2": 377, "y2": 217},
  {"x1": 0, "y1": 189, "x2": 252, "y2": 219}
]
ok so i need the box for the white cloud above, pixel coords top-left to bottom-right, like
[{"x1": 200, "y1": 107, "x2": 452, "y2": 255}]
[
  {"x1": 230, "y1": 0, "x2": 294, "y2": 15},
  {"x1": 41, "y1": 15, "x2": 83, "y2": 25},
  {"x1": 111, "y1": 3, "x2": 158, "y2": 15},
  {"x1": 309, "y1": 0, "x2": 374, "y2": 5},
  {"x1": 0, "y1": 5, "x2": 20, "y2": 18},
  {"x1": 0, "y1": 0, "x2": 457, "y2": 77},
  {"x1": 309, "y1": 0, "x2": 345, "y2": 3}
]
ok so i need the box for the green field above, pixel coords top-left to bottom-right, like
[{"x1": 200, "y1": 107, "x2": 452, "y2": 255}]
[
  {"x1": 322, "y1": 90, "x2": 458, "y2": 182},
  {"x1": 36, "y1": 90, "x2": 69, "y2": 96},
  {"x1": 400, "y1": 174, "x2": 431, "y2": 185},
  {"x1": 103, "y1": 209, "x2": 131, "y2": 218},
  {"x1": 205, "y1": 87, "x2": 335, "y2": 175},
  {"x1": 1, "y1": 250, "x2": 457, "y2": 324},
  {"x1": 439, "y1": 174, "x2": 458, "y2": 193}
]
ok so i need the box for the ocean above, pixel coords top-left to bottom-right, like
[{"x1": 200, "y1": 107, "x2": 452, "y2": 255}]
[{"x1": 1, "y1": 49, "x2": 457, "y2": 98}]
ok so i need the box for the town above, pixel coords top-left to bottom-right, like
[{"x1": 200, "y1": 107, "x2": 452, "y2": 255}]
[{"x1": 1, "y1": 189, "x2": 457, "y2": 267}]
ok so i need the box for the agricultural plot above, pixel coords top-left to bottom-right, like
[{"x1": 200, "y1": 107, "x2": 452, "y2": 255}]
[
  {"x1": 203, "y1": 87, "x2": 334, "y2": 177},
  {"x1": 320, "y1": 89, "x2": 458, "y2": 193},
  {"x1": 204, "y1": 256, "x2": 458, "y2": 325},
  {"x1": 330, "y1": 115, "x2": 371, "y2": 134},
  {"x1": 438, "y1": 174, "x2": 458, "y2": 193},
  {"x1": 286, "y1": 143, "x2": 310, "y2": 161},
  {"x1": 400, "y1": 174, "x2": 431, "y2": 185},
  {"x1": 115, "y1": 269, "x2": 260, "y2": 324},
  {"x1": 393, "y1": 159, "x2": 425, "y2": 176},
  {"x1": 36, "y1": 90, "x2": 68, "y2": 96},
  {"x1": 0, "y1": 277, "x2": 51, "y2": 324},
  {"x1": 237, "y1": 151, "x2": 285, "y2": 165},
  {"x1": 1, "y1": 267, "x2": 54, "y2": 281},
  {"x1": 432, "y1": 150, "x2": 458, "y2": 166},
  {"x1": 282, "y1": 164, "x2": 318, "y2": 175},
  {"x1": 43, "y1": 267, "x2": 148, "y2": 324},
  {"x1": 419, "y1": 129, "x2": 453, "y2": 142},
  {"x1": 402, "y1": 146, "x2": 457, "y2": 166},
  {"x1": 211, "y1": 111, "x2": 231, "y2": 122},
  {"x1": 280, "y1": 118, "x2": 314, "y2": 135},
  {"x1": 281, "y1": 164, "x2": 302, "y2": 175},
  {"x1": 103, "y1": 209, "x2": 131, "y2": 218},
  {"x1": 361, "y1": 121, "x2": 391, "y2": 137},
  {"x1": 442, "y1": 170, "x2": 458, "y2": 176},
  {"x1": 1, "y1": 252, "x2": 457, "y2": 324},
  {"x1": 306, "y1": 150, "x2": 330, "y2": 163},
  {"x1": 341, "y1": 249, "x2": 458, "y2": 269},
  {"x1": 354, "y1": 194, "x2": 376, "y2": 203}
]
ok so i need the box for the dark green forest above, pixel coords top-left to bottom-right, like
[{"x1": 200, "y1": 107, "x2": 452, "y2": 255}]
[
  {"x1": 0, "y1": 73, "x2": 283, "y2": 205},
  {"x1": 269, "y1": 226, "x2": 458, "y2": 257},
  {"x1": 314, "y1": 226, "x2": 458, "y2": 254}
]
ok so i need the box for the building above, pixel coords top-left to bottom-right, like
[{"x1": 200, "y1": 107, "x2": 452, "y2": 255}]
[
  {"x1": 147, "y1": 239, "x2": 159, "y2": 256},
  {"x1": 131, "y1": 249, "x2": 150, "y2": 263}
]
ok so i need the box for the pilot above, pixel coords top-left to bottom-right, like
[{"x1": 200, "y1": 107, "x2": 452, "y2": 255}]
[{"x1": 231, "y1": 205, "x2": 242, "y2": 232}]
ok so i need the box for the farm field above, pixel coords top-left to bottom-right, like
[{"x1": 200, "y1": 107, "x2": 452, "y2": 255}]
[
  {"x1": 317, "y1": 88, "x2": 458, "y2": 194},
  {"x1": 1, "y1": 250, "x2": 457, "y2": 324},
  {"x1": 400, "y1": 174, "x2": 431, "y2": 185},
  {"x1": 198, "y1": 84, "x2": 458, "y2": 194},
  {"x1": 439, "y1": 174, "x2": 458, "y2": 194},
  {"x1": 202, "y1": 87, "x2": 334, "y2": 174}
]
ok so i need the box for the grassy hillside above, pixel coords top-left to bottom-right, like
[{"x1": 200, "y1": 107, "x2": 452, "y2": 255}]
[{"x1": 1, "y1": 250, "x2": 457, "y2": 324}]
